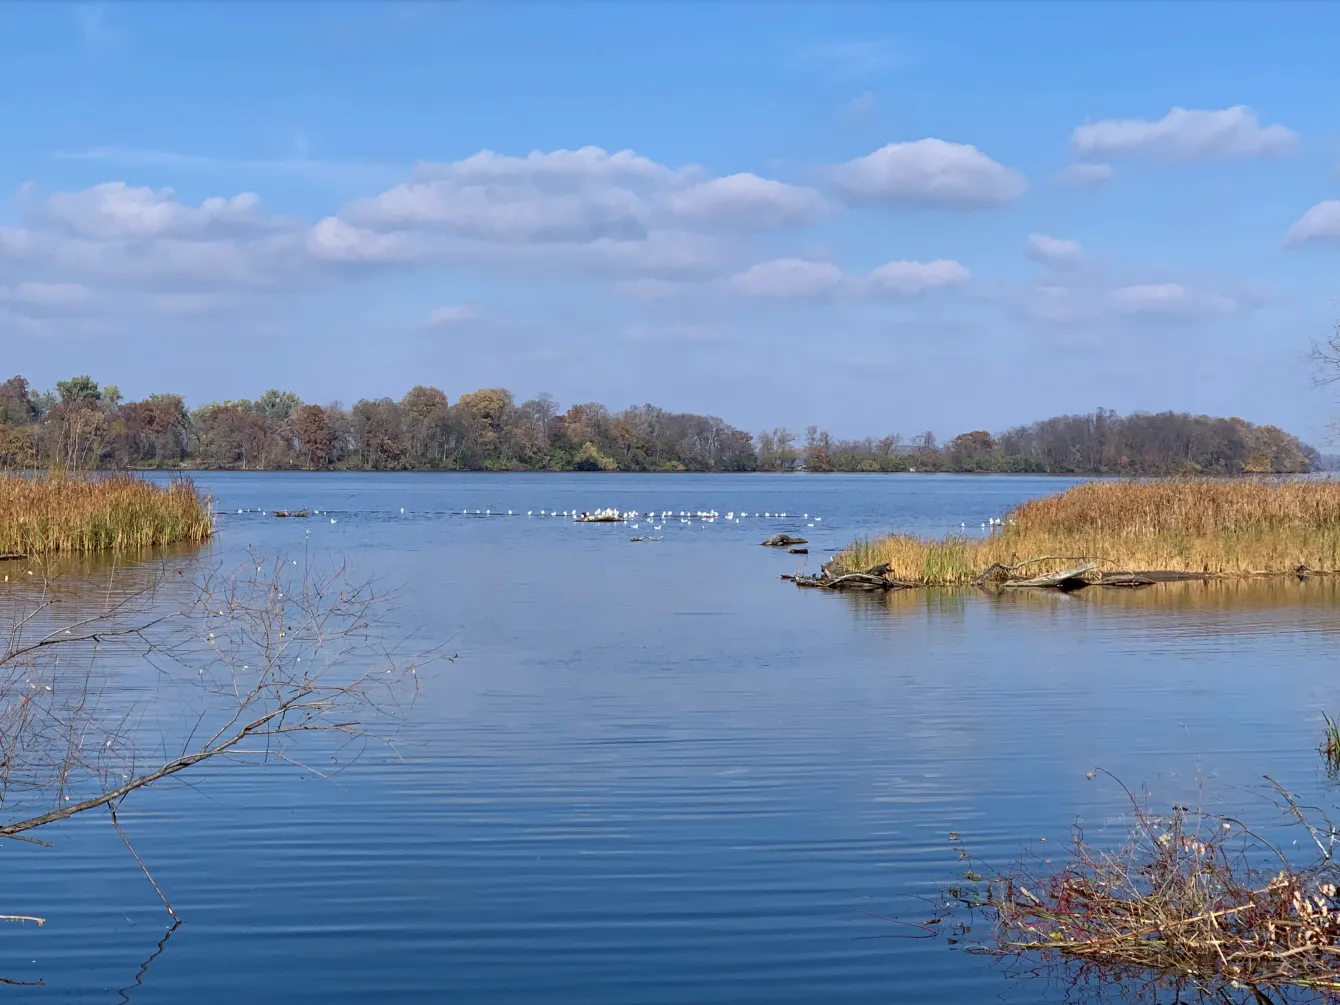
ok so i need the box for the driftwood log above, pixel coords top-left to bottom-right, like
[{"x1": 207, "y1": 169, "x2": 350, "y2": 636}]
[
  {"x1": 786, "y1": 556, "x2": 1226, "y2": 593},
  {"x1": 0, "y1": 553, "x2": 26, "y2": 562}
]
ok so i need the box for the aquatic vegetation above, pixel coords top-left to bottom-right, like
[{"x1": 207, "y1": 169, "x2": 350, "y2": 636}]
[
  {"x1": 0, "y1": 472, "x2": 212, "y2": 554},
  {"x1": 1323, "y1": 714, "x2": 1340, "y2": 775},
  {"x1": 827, "y1": 479, "x2": 1340, "y2": 587},
  {"x1": 941, "y1": 777, "x2": 1340, "y2": 1001}
]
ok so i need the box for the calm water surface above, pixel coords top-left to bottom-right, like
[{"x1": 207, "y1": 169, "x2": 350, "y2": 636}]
[{"x1": 5, "y1": 473, "x2": 1340, "y2": 1003}]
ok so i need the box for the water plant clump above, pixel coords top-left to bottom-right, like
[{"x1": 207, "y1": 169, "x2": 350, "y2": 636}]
[
  {"x1": 0, "y1": 472, "x2": 212, "y2": 555},
  {"x1": 1323, "y1": 715, "x2": 1340, "y2": 776},
  {"x1": 814, "y1": 479, "x2": 1340, "y2": 590},
  {"x1": 942, "y1": 777, "x2": 1340, "y2": 1002}
]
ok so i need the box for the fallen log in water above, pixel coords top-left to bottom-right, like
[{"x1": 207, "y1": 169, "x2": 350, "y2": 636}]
[
  {"x1": 762, "y1": 534, "x2": 808, "y2": 547},
  {"x1": 0, "y1": 553, "x2": 26, "y2": 562},
  {"x1": 786, "y1": 556, "x2": 1232, "y2": 593},
  {"x1": 999, "y1": 562, "x2": 1096, "y2": 589}
]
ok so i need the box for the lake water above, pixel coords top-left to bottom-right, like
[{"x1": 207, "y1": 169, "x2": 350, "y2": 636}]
[{"x1": 4, "y1": 472, "x2": 1340, "y2": 1003}]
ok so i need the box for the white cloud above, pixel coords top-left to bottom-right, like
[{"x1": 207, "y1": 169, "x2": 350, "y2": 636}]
[
  {"x1": 1284, "y1": 200, "x2": 1340, "y2": 247},
  {"x1": 1107, "y1": 282, "x2": 1238, "y2": 318},
  {"x1": 865, "y1": 259, "x2": 971, "y2": 296},
  {"x1": 307, "y1": 216, "x2": 417, "y2": 262},
  {"x1": 1026, "y1": 233, "x2": 1084, "y2": 267},
  {"x1": 664, "y1": 173, "x2": 827, "y2": 231},
  {"x1": 0, "y1": 281, "x2": 93, "y2": 306},
  {"x1": 730, "y1": 257, "x2": 970, "y2": 299},
  {"x1": 419, "y1": 146, "x2": 687, "y2": 185},
  {"x1": 1070, "y1": 106, "x2": 1296, "y2": 161},
  {"x1": 730, "y1": 259, "x2": 846, "y2": 298},
  {"x1": 43, "y1": 182, "x2": 264, "y2": 239},
  {"x1": 424, "y1": 304, "x2": 479, "y2": 327},
  {"x1": 343, "y1": 180, "x2": 648, "y2": 243},
  {"x1": 1053, "y1": 163, "x2": 1113, "y2": 187},
  {"x1": 828, "y1": 138, "x2": 1027, "y2": 208}
]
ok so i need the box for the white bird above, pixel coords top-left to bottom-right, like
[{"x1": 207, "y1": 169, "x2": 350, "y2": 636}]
[
  {"x1": 330, "y1": 518, "x2": 337, "y2": 524},
  {"x1": 528, "y1": 510, "x2": 533, "y2": 516},
  {"x1": 807, "y1": 523, "x2": 814, "y2": 528},
  {"x1": 400, "y1": 507, "x2": 405, "y2": 514},
  {"x1": 815, "y1": 517, "x2": 822, "y2": 522},
  {"x1": 508, "y1": 510, "x2": 513, "y2": 515}
]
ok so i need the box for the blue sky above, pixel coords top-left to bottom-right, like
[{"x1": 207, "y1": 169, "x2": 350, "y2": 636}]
[{"x1": 2, "y1": 1, "x2": 1340, "y2": 442}]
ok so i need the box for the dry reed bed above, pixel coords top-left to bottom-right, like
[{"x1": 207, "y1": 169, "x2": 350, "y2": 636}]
[
  {"x1": 945, "y1": 782, "x2": 1340, "y2": 1000},
  {"x1": 833, "y1": 479, "x2": 1340, "y2": 586},
  {"x1": 0, "y1": 473, "x2": 212, "y2": 554}
]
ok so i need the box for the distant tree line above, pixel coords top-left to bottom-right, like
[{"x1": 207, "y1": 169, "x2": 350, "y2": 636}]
[{"x1": 0, "y1": 376, "x2": 1317, "y2": 475}]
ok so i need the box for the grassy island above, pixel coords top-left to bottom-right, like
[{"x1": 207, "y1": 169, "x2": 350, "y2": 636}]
[
  {"x1": 821, "y1": 479, "x2": 1340, "y2": 588},
  {"x1": 0, "y1": 473, "x2": 212, "y2": 555}
]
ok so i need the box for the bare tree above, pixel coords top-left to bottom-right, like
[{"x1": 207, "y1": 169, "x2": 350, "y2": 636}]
[
  {"x1": 0, "y1": 551, "x2": 437, "y2": 924},
  {"x1": 1311, "y1": 321, "x2": 1340, "y2": 387}
]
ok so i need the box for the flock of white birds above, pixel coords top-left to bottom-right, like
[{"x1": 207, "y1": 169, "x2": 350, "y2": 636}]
[{"x1": 224, "y1": 506, "x2": 825, "y2": 531}]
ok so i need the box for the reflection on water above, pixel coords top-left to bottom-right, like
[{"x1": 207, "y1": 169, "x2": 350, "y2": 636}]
[
  {"x1": 1, "y1": 472, "x2": 1337, "y2": 1004},
  {"x1": 852, "y1": 575, "x2": 1340, "y2": 617}
]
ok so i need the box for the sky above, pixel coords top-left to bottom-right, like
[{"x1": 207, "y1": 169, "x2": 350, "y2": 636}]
[{"x1": 2, "y1": 1, "x2": 1340, "y2": 443}]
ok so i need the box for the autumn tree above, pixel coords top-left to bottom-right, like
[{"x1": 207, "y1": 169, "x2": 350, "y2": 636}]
[
  {"x1": 400, "y1": 385, "x2": 450, "y2": 467},
  {"x1": 295, "y1": 404, "x2": 333, "y2": 469}
]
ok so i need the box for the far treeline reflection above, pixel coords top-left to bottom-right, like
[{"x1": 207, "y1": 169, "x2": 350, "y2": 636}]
[{"x1": 0, "y1": 374, "x2": 1318, "y2": 475}]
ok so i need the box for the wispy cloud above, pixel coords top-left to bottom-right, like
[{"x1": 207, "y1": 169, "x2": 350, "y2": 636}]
[{"x1": 424, "y1": 304, "x2": 480, "y2": 328}]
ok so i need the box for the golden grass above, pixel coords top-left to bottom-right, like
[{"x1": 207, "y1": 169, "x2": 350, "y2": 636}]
[
  {"x1": 0, "y1": 473, "x2": 212, "y2": 554},
  {"x1": 835, "y1": 478, "x2": 1340, "y2": 585}
]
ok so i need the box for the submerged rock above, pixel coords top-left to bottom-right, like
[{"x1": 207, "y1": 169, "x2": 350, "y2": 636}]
[{"x1": 762, "y1": 534, "x2": 808, "y2": 547}]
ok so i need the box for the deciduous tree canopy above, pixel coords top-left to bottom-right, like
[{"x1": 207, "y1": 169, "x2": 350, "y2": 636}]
[{"x1": 0, "y1": 377, "x2": 1317, "y2": 475}]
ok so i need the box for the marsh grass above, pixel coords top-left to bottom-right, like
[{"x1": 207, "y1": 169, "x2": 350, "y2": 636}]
[
  {"x1": 0, "y1": 473, "x2": 212, "y2": 554},
  {"x1": 832, "y1": 479, "x2": 1340, "y2": 586},
  {"x1": 1323, "y1": 714, "x2": 1340, "y2": 775}
]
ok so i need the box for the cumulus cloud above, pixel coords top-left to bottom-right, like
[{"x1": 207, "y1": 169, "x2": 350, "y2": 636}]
[
  {"x1": 42, "y1": 182, "x2": 265, "y2": 239},
  {"x1": 730, "y1": 259, "x2": 847, "y2": 298},
  {"x1": 1025, "y1": 276, "x2": 1252, "y2": 327},
  {"x1": 418, "y1": 146, "x2": 687, "y2": 185},
  {"x1": 1053, "y1": 163, "x2": 1113, "y2": 187},
  {"x1": 664, "y1": 173, "x2": 827, "y2": 230},
  {"x1": 424, "y1": 304, "x2": 479, "y2": 327},
  {"x1": 307, "y1": 216, "x2": 418, "y2": 262},
  {"x1": 1107, "y1": 282, "x2": 1238, "y2": 318},
  {"x1": 1284, "y1": 200, "x2": 1340, "y2": 247},
  {"x1": 1026, "y1": 233, "x2": 1084, "y2": 267},
  {"x1": 866, "y1": 259, "x2": 971, "y2": 296},
  {"x1": 730, "y1": 257, "x2": 970, "y2": 299},
  {"x1": 828, "y1": 138, "x2": 1027, "y2": 208},
  {"x1": 1070, "y1": 106, "x2": 1296, "y2": 161},
  {"x1": 343, "y1": 180, "x2": 648, "y2": 243}
]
